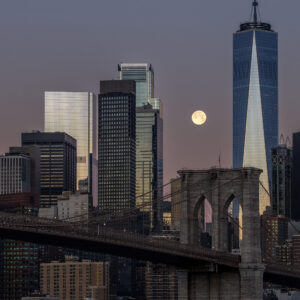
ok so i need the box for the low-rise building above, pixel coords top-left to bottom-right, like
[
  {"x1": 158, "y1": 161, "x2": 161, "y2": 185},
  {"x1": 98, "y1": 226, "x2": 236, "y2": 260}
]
[{"x1": 40, "y1": 257, "x2": 109, "y2": 300}]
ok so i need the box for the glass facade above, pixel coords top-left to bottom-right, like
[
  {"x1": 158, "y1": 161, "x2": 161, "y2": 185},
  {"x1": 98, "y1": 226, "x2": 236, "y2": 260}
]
[
  {"x1": 22, "y1": 132, "x2": 76, "y2": 208},
  {"x1": 271, "y1": 145, "x2": 292, "y2": 218},
  {"x1": 119, "y1": 63, "x2": 154, "y2": 107},
  {"x1": 98, "y1": 80, "x2": 136, "y2": 212},
  {"x1": 45, "y1": 91, "x2": 95, "y2": 192},
  {"x1": 233, "y1": 25, "x2": 278, "y2": 215},
  {"x1": 136, "y1": 104, "x2": 163, "y2": 232}
]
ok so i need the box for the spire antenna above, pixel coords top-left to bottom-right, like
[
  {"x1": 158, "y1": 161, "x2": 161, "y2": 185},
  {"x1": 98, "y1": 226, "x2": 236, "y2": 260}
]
[{"x1": 253, "y1": 0, "x2": 258, "y2": 23}]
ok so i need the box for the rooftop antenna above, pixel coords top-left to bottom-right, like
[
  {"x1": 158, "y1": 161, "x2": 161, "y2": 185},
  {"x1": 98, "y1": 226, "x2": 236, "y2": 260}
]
[{"x1": 253, "y1": 0, "x2": 258, "y2": 23}]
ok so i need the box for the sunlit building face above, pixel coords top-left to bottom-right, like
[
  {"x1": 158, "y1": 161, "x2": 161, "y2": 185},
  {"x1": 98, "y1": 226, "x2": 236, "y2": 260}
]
[
  {"x1": 233, "y1": 21, "x2": 278, "y2": 215},
  {"x1": 45, "y1": 91, "x2": 95, "y2": 192}
]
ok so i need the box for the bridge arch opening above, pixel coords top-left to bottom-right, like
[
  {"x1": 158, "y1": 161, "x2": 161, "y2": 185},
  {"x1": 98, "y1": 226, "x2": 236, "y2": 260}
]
[
  {"x1": 224, "y1": 194, "x2": 243, "y2": 252},
  {"x1": 193, "y1": 195, "x2": 212, "y2": 248}
]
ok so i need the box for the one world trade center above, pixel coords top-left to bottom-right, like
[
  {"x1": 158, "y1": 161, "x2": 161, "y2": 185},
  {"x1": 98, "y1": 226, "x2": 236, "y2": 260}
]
[{"x1": 233, "y1": 0, "x2": 278, "y2": 215}]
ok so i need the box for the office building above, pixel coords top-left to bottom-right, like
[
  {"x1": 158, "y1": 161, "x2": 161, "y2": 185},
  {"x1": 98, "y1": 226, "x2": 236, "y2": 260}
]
[
  {"x1": 45, "y1": 92, "x2": 95, "y2": 192},
  {"x1": 98, "y1": 80, "x2": 136, "y2": 212},
  {"x1": 233, "y1": 0, "x2": 278, "y2": 215},
  {"x1": 9, "y1": 146, "x2": 40, "y2": 199},
  {"x1": 57, "y1": 191, "x2": 91, "y2": 222},
  {"x1": 275, "y1": 240, "x2": 293, "y2": 265},
  {"x1": 271, "y1": 144, "x2": 293, "y2": 218},
  {"x1": 22, "y1": 132, "x2": 76, "y2": 207},
  {"x1": 261, "y1": 210, "x2": 288, "y2": 260},
  {"x1": 293, "y1": 235, "x2": 300, "y2": 266},
  {"x1": 0, "y1": 193, "x2": 39, "y2": 300},
  {"x1": 136, "y1": 104, "x2": 163, "y2": 232},
  {"x1": 40, "y1": 258, "x2": 109, "y2": 300},
  {"x1": 118, "y1": 63, "x2": 154, "y2": 107},
  {"x1": 0, "y1": 153, "x2": 31, "y2": 194},
  {"x1": 292, "y1": 132, "x2": 300, "y2": 220}
]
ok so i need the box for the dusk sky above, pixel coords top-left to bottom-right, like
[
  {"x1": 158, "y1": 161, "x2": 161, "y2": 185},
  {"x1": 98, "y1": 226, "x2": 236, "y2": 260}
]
[{"x1": 0, "y1": 0, "x2": 300, "y2": 183}]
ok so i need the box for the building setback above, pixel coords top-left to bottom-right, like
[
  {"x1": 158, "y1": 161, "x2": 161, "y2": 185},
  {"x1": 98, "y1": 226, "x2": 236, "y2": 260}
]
[
  {"x1": 233, "y1": 0, "x2": 278, "y2": 215},
  {"x1": 98, "y1": 80, "x2": 136, "y2": 212},
  {"x1": 22, "y1": 132, "x2": 76, "y2": 208}
]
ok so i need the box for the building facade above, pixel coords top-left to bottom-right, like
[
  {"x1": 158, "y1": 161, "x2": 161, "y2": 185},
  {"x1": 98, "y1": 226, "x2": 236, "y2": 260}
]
[
  {"x1": 22, "y1": 132, "x2": 76, "y2": 207},
  {"x1": 233, "y1": 1, "x2": 278, "y2": 215},
  {"x1": 292, "y1": 132, "x2": 300, "y2": 221},
  {"x1": 0, "y1": 154, "x2": 31, "y2": 194},
  {"x1": 136, "y1": 104, "x2": 163, "y2": 232},
  {"x1": 40, "y1": 258, "x2": 109, "y2": 300},
  {"x1": 98, "y1": 80, "x2": 136, "y2": 212},
  {"x1": 0, "y1": 193, "x2": 39, "y2": 300},
  {"x1": 9, "y1": 146, "x2": 40, "y2": 200},
  {"x1": 45, "y1": 92, "x2": 95, "y2": 192},
  {"x1": 119, "y1": 63, "x2": 154, "y2": 107},
  {"x1": 271, "y1": 144, "x2": 293, "y2": 218}
]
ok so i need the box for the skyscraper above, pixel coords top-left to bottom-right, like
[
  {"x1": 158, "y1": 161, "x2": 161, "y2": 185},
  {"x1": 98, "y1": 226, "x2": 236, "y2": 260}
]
[
  {"x1": 271, "y1": 144, "x2": 292, "y2": 218},
  {"x1": 44, "y1": 91, "x2": 95, "y2": 192},
  {"x1": 98, "y1": 80, "x2": 136, "y2": 212},
  {"x1": 118, "y1": 63, "x2": 154, "y2": 107},
  {"x1": 136, "y1": 103, "x2": 163, "y2": 232},
  {"x1": 292, "y1": 131, "x2": 300, "y2": 221},
  {"x1": 22, "y1": 132, "x2": 76, "y2": 207},
  {"x1": 233, "y1": 0, "x2": 278, "y2": 214},
  {"x1": 119, "y1": 63, "x2": 164, "y2": 233}
]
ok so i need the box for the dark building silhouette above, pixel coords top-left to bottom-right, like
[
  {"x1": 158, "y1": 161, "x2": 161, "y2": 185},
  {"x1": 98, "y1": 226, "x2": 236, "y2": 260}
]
[
  {"x1": 98, "y1": 80, "x2": 136, "y2": 212},
  {"x1": 271, "y1": 144, "x2": 293, "y2": 218},
  {"x1": 292, "y1": 132, "x2": 300, "y2": 221},
  {"x1": 22, "y1": 132, "x2": 76, "y2": 208}
]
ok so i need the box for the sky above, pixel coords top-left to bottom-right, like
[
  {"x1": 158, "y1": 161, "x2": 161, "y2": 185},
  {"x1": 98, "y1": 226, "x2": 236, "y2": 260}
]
[{"x1": 0, "y1": 0, "x2": 300, "y2": 183}]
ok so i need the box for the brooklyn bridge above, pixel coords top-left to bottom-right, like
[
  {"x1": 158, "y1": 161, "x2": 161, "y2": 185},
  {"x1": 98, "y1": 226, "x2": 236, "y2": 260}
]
[{"x1": 0, "y1": 168, "x2": 299, "y2": 299}]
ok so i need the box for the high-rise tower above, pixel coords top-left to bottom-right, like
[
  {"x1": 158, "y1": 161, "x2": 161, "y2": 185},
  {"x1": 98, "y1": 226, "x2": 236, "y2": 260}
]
[{"x1": 233, "y1": 0, "x2": 278, "y2": 215}]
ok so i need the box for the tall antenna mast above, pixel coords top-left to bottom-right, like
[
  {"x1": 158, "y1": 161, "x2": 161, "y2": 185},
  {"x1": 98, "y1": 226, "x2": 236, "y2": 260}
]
[{"x1": 253, "y1": 0, "x2": 258, "y2": 23}]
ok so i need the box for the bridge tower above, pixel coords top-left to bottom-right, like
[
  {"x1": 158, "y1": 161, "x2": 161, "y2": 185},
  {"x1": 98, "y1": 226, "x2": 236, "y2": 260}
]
[{"x1": 178, "y1": 168, "x2": 264, "y2": 300}]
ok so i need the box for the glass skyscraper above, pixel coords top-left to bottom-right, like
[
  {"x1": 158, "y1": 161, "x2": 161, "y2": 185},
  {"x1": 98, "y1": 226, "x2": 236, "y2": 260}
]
[
  {"x1": 45, "y1": 91, "x2": 95, "y2": 192},
  {"x1": 233, "y1": 1, "x2": 278, "y2": 215},
  {"x1": 119, "y1": 63, "x2": 163, "y2": 232},
  {"x1": 119, "y1": 63, "x2": 154, "y2": 107},
  {"x1": 136, "y1": 103, "x2": 163, "y2": 232}
]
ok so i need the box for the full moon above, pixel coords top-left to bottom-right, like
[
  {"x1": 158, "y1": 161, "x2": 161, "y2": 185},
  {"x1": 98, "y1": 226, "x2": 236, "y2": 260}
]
[{"x1": 192, "y1": 110, "x2": 207, "y2": 125}]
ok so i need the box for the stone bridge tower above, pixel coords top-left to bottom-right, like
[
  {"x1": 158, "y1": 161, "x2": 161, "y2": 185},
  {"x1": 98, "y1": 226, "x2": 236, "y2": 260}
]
[{"x1": 178, "y1": 168, "x2": 264, "y2": 300}]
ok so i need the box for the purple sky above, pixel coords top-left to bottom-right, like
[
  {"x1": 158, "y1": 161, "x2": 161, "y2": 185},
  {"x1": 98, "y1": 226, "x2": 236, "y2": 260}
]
[{"x1": 0, "y1": 0, "x2": 300, "y2": 183}]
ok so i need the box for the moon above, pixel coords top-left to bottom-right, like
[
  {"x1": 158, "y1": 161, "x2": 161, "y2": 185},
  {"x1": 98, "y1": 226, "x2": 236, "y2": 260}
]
[{"x1": 192, "y1": 110, "x2": 207, "y2": 125}]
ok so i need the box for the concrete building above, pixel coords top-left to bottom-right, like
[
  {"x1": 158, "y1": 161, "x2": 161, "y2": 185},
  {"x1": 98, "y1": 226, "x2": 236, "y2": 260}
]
[
  {"x1": 22, "y1": 131, "x2": 76, "y2": 208},
  {"x1": 40, "y1": 258, "x2": 109, "y2": 300},
  {"x1": 57, "y1": 191, "x2": 91, "y2": 222},
  {"x1": 0, "y1": 153, "x2": 31, "y2": 194},
  {"x1": 45, "y1": 91, "x2": 96, "y2": 192}
]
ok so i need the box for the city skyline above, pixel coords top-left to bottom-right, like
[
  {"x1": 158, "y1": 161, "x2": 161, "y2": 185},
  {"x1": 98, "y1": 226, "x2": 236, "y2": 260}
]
[{"x1": 0, "y1": 0, "x2": 299, "y2": 183}]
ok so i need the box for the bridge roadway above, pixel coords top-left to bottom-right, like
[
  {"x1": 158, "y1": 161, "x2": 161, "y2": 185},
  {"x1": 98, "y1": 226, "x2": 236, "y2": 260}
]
[{"x1": 0, "y1": 212, "x2": 299, "y2": 288}]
